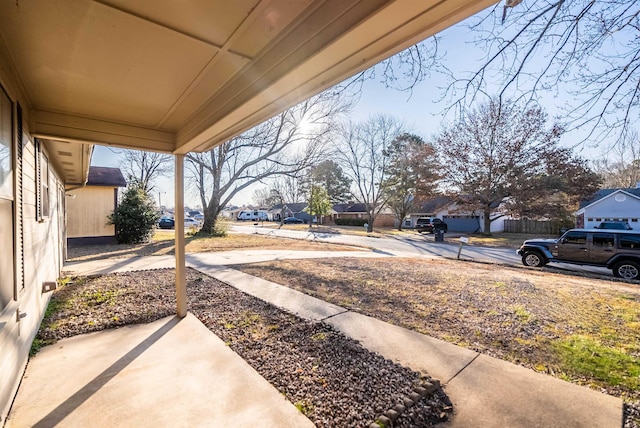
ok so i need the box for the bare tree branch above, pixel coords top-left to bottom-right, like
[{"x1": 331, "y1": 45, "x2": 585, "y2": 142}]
[
  {"x1": 185, "y1": 90, "x2": 349, "y2": 234},
  {"x1": 446, "y1": 0, "x2": 640, "y2": 148}
]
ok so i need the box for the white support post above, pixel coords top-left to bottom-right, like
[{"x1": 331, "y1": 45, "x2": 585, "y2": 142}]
[{"x1": 175, "y1": 154, "x2": 187, "y2": 318}]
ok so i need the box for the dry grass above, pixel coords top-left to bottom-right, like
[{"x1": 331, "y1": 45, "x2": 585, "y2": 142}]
[
  {"x1": 237, "y1": 257, "x2": 640, "y2": 401},
  {"x1": 463, "y1": 233, "x2": 559, "y2": 248},
  {"x1": 66, "y1": 231, "x2": 359, "y2": 262}
]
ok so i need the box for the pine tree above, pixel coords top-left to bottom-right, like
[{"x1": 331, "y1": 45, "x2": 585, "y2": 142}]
[{"x1": 108, "y1": 183, "x2": 160, "y2": 244}]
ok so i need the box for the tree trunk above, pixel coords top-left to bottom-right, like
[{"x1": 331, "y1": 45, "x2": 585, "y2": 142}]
[
  {"x1": 200, "y1": 202, "x2": 221, "y2": 235},
  {"x1": 483, "y1": 206, "x2": 492, "y2": 236},
  {"x1": 367, "y1": 215, "x2": 374, "y2": 233}
]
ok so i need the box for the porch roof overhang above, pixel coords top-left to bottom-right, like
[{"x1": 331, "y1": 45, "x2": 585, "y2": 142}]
[{"x1": 0, "y1": 0, "x2": 495, "y2": 184}]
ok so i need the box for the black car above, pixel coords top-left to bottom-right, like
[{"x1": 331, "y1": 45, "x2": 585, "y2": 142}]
[
  {"x1": 414, "y1": 217, "x2": 447, "y2": 234},
  {"x1": 517, "y1": 228, "x2": 640, "y2": 280},
  {"x1": 158, "y1": 216, "x2": 175, "y2": 229},
  {"x1": 283, "y1": 217, "x2": 304, "y2": 224}
]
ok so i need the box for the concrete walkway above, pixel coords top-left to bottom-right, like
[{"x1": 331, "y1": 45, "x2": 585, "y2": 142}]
[
  {"x1": 12, "y1": 251, "x2": 624, "y2": 427},
  {"x1": 6, "y1": 313, "x2": 313, "y2": 428}
]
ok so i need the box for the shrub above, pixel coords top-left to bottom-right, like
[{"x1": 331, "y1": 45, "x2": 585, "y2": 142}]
[
  {"x1": 212, "y1": 216, "x2": 231, "y2": 237},
  {"x1": 335, "y1": 218, "x2": 368, "y2": 227},
  {"x1": 108, "y1": 184, "x2": 160, "y2": 244}
]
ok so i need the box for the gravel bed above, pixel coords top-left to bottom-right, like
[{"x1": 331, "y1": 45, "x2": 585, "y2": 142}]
[
  {"x1": 626, "y1": 402, "x2": 640, "y2": 428},
  {"x1": 36, "y1": 268, "x2": 452, "y2": 427}
]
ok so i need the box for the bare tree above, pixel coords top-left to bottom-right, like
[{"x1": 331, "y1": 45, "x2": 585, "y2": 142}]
[
  {"x1": 119, "y1": 150, "x2": 172, "y2": 193},
  {"x1": 593, "y1": 130, "x2": 640, "y2": 188},
  {"x1": 344, "y1": 38, "x2": 443, "y2": 96},
  {"x1": 446, "y1": 0, "x2": 640, "y2": 146},
  {"x1": 252, "y1": 187, "x2": 271, "y2": 208},
  {"x1": 334, "y1": 114, "x2": 406, "y2": 233},
  {"x1": 186, "y1": 91, "x2": 347, "y2": 234},
  {"x1": 264, "y1": 175, "x2": 308, "y2": 225},
  {"x1": 433, "y1": 98, "x2": 567, "y2": 233}
]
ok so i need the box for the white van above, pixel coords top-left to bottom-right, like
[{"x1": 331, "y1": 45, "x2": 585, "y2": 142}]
[{"x1": 237, "y1": 210, "x2": 268, "y2": 221}]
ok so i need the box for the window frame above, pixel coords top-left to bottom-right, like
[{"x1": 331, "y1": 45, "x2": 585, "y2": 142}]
[{"x1": 35, "y1": 139, "x2": 50, "y2": 221}]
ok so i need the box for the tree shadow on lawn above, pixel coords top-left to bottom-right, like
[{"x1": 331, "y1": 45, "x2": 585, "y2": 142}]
[{"x1": 66, "y1": 237, "x2": 198, "y2": 262}]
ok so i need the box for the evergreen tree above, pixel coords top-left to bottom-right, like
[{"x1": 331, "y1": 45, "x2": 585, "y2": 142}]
[
  {"x1": 383, "y1": 133, "x2": 439, "y2": 230},
  {"x1": 307, "y1": 160, "x2": 352, "y2": 204},
  {"x1": 108, "y1": 183, "x2": 160, "y2": 244},
  {"x1": 305, "y1": 185, "x2": 332, "y2": 227}
]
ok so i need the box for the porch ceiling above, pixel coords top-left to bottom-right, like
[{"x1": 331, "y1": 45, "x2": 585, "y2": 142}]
[{"x1": 0, "y1": 0, "x2": 494, "y2": 181}]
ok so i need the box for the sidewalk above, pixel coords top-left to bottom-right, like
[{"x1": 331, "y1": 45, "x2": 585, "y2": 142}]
[
  {"x1": 14, "y1": 252, "x2": 624, "y2": 427},
  {"x1": 6, "y1": 313, "x2": 313, "y2": 428},
  {"x1": 204, "y1": 262, "x2": 623, "y2": 428}
]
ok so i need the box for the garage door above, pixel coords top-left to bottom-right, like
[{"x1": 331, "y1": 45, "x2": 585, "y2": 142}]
[{"x1": 444, "y1": 216, "x2": 481, "y2": 233}]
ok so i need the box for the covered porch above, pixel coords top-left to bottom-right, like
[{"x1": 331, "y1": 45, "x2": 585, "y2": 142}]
[{"x1": 0, "y1": 0, "x2": 495, "y2": 422}]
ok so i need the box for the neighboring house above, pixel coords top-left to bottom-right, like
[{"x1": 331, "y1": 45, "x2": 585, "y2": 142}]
[
  {"x1": 268, "y1": 203, "x2": 308, "y2": 222},
  {"x1": 66, "y1": 166, "x2": 127, "y2": 246},
  {"x1": 331, "y1": 202, "x2": 396, "y2": 227},
  {"x1": 0, "y1": 1, "x2": 495, "y2": 422},
  {"x1": 407, "y1": 197, "x2": 454, "y2": 228},
  {"x1": 575, "y1": 186, "x2": 640, "y2": 229},
  {"x1": 410, "y1": 197, "x2": 511, "y2": 233},
  {"x1": 220, "y1": 206, "x2": 243, "y2": 220}
]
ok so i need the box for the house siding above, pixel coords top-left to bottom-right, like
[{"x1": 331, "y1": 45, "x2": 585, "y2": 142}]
[
  {"x1": 0, "y1": 90, "x2": 64, "y2": 422},
  {"x1": 579, "y1": 191, "x2": 640, "y2": 230},
  {"x1": 67, "y1": 185, "x2": 116, "y2": 239}
]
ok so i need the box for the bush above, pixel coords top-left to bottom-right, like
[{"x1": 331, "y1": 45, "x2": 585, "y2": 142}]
[
  {"x1": 197, "y1": 216, "x2": 231, "y2": 237},
  {"x1": 212, "y1": 216, "x2": 231, "y2": 237},
  {"x1": 334, "y1": 218, "x2": 368, "y2": 227},
  {"x1": 108, "y1": 184, "x2": 160, "y2": 244}
]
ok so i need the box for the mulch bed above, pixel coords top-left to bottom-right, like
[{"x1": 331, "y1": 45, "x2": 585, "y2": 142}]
[{"x1": 36, "y1": 268, "x2": 452, "y2": 427}]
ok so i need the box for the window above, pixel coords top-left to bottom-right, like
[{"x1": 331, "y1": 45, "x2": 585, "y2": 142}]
[
  {"x1": 619, "y1": 235, "x2": 640, "y2": 250},
  {"x1": 0, "y1": 86, "x2": 11, "y2": 199},
  {"x1": 35, "y1": 139, "x2": 50, "y2": 220},
  {"x1": 593, "y1": 234, "x2": 614, "y2": 248},
  {"x1": 0, "y1": 86, "x2": 13, "y2": 309},
  {"x1": 563, "y1": 232, "x2": 587, "y2": 245}
]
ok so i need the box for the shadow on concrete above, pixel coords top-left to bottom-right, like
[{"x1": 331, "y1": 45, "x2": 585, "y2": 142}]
[{"x1": 32, "y1": 316, "x2": 180, "y2": 428}]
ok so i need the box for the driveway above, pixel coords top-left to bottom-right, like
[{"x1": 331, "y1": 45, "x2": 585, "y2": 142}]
[{"x1": 231, "y1": 225, "x2": 613, "y2": 277}]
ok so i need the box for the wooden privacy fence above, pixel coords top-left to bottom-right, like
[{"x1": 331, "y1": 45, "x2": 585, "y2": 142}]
[{"x1": 503, "y1": 219, "x2": 564, "y2": 235}]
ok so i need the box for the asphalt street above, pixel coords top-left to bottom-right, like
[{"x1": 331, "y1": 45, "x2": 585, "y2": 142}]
[{"x1": 231, "y1": 224, "x2": 613, "y2": 278}]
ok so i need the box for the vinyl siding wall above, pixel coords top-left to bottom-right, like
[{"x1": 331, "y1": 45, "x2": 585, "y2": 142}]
[
  {"x1": 0, "y1": 96, "x2": 65, "y2": 423},
  {"x1": 67, "y1": 186, "x2": 115, "y2": 238}
]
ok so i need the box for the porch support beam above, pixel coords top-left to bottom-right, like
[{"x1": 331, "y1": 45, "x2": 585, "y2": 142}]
[{"x1": 175, "y1": 154, "x2": 187, "y2": 318}]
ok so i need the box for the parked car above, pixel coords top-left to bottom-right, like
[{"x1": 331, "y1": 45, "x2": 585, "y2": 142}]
[
  {"x1": 184, "y1": 217, "x2": 201, "y2": 230},
  {"x1": 283, "y1": 217, "x2": 304, "y2": 224},
  {"x1": 158, "y1": 216, "x2": 175, "y2": 229},
  {"x1": 595, "y1": 221, "x2": 632, "y2": 230},
  {"x1": 517, "y1": 228, "x2": 640, "y2": 280},
  {"x1": 414, "y1": 217, "x2": 447, "y2": 234}
]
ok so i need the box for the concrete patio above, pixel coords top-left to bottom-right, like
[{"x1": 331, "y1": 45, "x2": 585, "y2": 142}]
[{"x1": 6, "y1": 314, "x2": 313, "y2": 428}]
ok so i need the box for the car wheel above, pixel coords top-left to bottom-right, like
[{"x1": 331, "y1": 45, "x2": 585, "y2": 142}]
[
  {"x1": 522, "y1": 251, "x2": 545, "y2": 267},
  {"x1": 612, "y1": 260, "x2": 640, "y2": 280}
]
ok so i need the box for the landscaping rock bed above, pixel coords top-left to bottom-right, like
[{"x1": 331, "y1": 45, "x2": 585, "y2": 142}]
[{"x1": 36, "y1": 268, "x2": 452, "y2": 427}]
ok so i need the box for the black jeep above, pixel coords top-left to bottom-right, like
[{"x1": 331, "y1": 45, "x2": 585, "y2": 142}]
[
  {"x1": 517, "y1": 229, "x2": 640, "y2": 280},
  {"x1": 414, "y1": 217, "x2": 448, "y2": 234}
]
